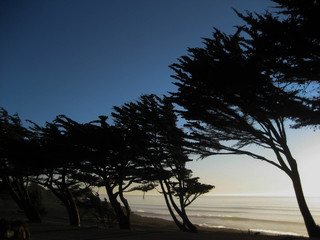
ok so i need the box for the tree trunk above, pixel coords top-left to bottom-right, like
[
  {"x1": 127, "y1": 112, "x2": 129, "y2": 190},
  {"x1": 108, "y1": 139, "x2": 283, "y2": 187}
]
[
  {"x1": 180, "y1": 208, "x2": 198, "y2": 233},
  {"x1": 159, "y1": 181, "x2": 188, "y2": 232},
  {"x1": 118, "y1": 214, "x2": 130, "y2": 229},
  {"x1": 20, "y1": 201, "x2": 42, "y2": 223},
  {"x1": 5, "y1": 180, "x2": 42, "y2": 223},
  {"x1": 119, "y1": 185, "x2": 131, "y2": 216},
  {"x1": 48, "y1": 186, "x2": 80, "y2": 227},
  {"x1": 170, "y1": 197, "x2": 197, "y2": 232},
  {"x1": 65, "y1": 197, "x2": 81, "y2": 226},
  {"x1": 163, "y1": 180, "x2": 197, "y2": 233},
  {"x1": 12, "y1": 197, "x2": 42, "y2": 222},
  {"x1": 105, "y1": 185, "x2": 130, "y2": 229},
  {"x1": 291, "y1": 170, "x2": 320, "y2": 238},
  {"x1": 177, "y1": 181, "x2": 198, "y2": 233},
  {"x1": 65, "y1": 203, "x2": 81, "y2": 227},
  {"x1": 110, "y1": 199, "x2": 130, "y2": 229}
]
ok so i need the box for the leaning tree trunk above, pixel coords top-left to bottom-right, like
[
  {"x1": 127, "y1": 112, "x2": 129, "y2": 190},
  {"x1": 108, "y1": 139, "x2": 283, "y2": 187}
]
[
  {"x1": 291, "y1": 169, "x2": 320, "y2": 238},
  {"x1": 18, "y1": 200, "x2": 42, "y2": 223},
  {"x1": 119, "y1": 190, "x2": 131, "y2": 224},
  {"x1": 5, "y1": 178, "x2": 42, "y2": 223},
  {"x1": 48, "y1": 186, "x2": 81, "y2": 227},
  {"x1": 164, "y1": 180, "x2": 198, "y2": 233},
  {"x1": 180, "y1": 207, "x2": 198, "y2": 233},
  {"x1": 108, "y1": 195, "x2": 130, "y2": 229},
  {"x1": 177, "y1": 182, "x2": 198, "y2": 233},
  {"x1": 64, "y1": 201, "x2": 81, "y2": 227},
  {"x1": 275, "y1": 131, "x2": 320, "y2": 238},
  {"x1": 104, "y1": 184, "x2": 130, "y2": 229},
  {"x1": 159, "y1": 180, "x2": 188, "y2": 232},
  {"x1": 65, "y1": 189, "x2": 81, "y2": 227},
  {"x1": 168, "y1": 194, "x2": 198, "y2": 232}
]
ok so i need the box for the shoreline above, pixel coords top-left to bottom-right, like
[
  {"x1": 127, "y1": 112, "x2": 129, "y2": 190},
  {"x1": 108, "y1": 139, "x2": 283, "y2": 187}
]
[
  {"x1": 131, "y1": 210, "x2": 307, "y2": 238},
  {"x1": 25, "y1": 217, "x2": 309, "y2": 240},
  {"x1": 1, "y1": 207, "x2": 308, "y2": 240},
  {"x1": 0, "y1": 198, "x2": 311, "y2": 239},
  {"x1": 131, "y1": 213, "x2": 307, "y2": 237}
]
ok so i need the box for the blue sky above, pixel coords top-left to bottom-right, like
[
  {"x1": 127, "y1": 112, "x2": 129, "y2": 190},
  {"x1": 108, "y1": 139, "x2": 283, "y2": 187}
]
[
  {"x1": 1, "y1": 0, "x2": 272, "y2": 124},
  {"x1": 2, "y1": 0, "x2": 319, "y2": 197}
]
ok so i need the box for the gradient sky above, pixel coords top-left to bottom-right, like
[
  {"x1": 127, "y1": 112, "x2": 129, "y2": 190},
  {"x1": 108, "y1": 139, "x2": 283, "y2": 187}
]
[{"x1": 1, "y1": 0, "x2": 319, "y2": 197}]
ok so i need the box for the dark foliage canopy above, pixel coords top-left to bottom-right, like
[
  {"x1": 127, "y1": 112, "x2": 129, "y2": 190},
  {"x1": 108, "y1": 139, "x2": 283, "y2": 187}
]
[
  {"x1": 169, "y1": 1, "x2": 320, "y2": 237},
  {"x1": 235, "y1": 0, "x2": 320, "y2": 126}
]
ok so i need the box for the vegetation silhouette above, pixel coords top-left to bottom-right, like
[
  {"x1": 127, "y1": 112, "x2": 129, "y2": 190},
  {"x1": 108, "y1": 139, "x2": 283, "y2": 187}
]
[
  {"x1": 235, "y1": 0, "x2": 320, "y2": 128},
  {"x1": 44, "y1": 115, "x2": 138, "y2": 230},
  {"x1": 0, "y1": 95, "x2": 213, "y2": 233},
  {"x1": 0, "y1": 108, "x2": 42, "y2": 223},
  {"x1": 1, "y1": 0, "x2": 319, "y2": 237},
  {"x1": 112, "y1": 94, "x2": 214, "y2": 232},
  {"x1": 169, "y1": 0, "x2": 320, "y2": 237},
  {"x1": 78, "y1": 191, "x2": 117, "y2": 228},
  {"x1": 28, "y1": 118, "x2": 97, "y2": 227}
]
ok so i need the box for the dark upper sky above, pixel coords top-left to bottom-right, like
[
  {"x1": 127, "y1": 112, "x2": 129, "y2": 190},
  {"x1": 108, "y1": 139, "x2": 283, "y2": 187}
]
[{"x1": 0, "y1": 0, "x2": 272, "y2": 125}]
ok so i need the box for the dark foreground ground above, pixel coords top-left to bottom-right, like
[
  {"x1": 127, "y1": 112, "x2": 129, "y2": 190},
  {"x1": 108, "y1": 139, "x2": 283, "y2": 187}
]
[
  {"x1": 27, "y1": 221, "x2": 310, "y2": 240},
  {"x1": 0, "y1": 198, "x2": 313, "y2": 240}
]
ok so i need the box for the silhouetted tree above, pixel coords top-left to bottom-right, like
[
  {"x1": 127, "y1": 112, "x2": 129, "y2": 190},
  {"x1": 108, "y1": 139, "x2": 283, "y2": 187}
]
[
  {"x1": 78, "y1": 191, "x2": 117, "y2": 228},
  {"x1": 235, "y1": 0, "x2": 320, "y2": 127},
  {"x1": 0, "y1": 108, "x2": 42, "y2": 222},
  {"x1": 29, "y1": 117, "x2": 95, "y2": 227},
  {"x1": 112, "y1": 95, "x2": 214, "y2": 232},
  {"x1": 54, "y1": 116, "x2": 141, "y2": 230},
  {"x1": 170, "y1": 26, "x2": 320, "y2": 237}
]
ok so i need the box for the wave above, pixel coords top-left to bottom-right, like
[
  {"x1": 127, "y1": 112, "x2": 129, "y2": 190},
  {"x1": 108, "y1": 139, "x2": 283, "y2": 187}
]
[
  {"x1": 192, "y1": 214, "x2": 301, "y2": 225},
  {"x1": 189, "y1": 206, "x2": 300, "y2": 214},
  {"x1": 128, "y1": 195, "x2": 318, "y2": 236},
  {"x1": 188, "y1": 213, "x2": 303, "y2": 225},
  {"x1": 198, "y1": 223, "x2": 242, "y2": 231},
  {"x1": 249, "y1": 228, "x2": 303, "y2": 236},
  {"x1": 135, "y1": 211, "x2": 303, "y2": 225},
  {"x1": 135, "y1": 206, "x2": 301, "y2": 217},
  {"x1": 186, "y1": 208, "x2": 301, "y2": 217},
  {"x1": 198, "y1": 224, "x2": 304, "y2": 237}
]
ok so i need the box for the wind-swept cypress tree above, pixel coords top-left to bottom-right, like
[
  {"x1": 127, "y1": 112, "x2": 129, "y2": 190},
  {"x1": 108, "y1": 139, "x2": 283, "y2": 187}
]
[
  {"x1": 112, "y1": 94, "x2": 214, "y2": 232},
  {"x1": 55, "y1": 115, "x2": 141, "y2": 230},
  {"x1": 0, "y1": 108, "x2": 42, "y2": 222},
  {"x1": 29, "y1": 116, "x2": 98, "y2": 227},
  {"x1": 235, "y1": 0, "x2": 320, "y2": 127},
  {"x1": 170, "y1": 25, "x2": 320, "y2": 237}
]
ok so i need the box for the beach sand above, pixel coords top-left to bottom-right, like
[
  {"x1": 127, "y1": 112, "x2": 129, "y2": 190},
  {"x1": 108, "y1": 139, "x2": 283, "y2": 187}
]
[
  {"x1": 2, "y1": 210, "x2": 312, "y2": 240},
  {"x1": 0, "y1": 196, "x2": 313, "y2": 240},
  {"x1": 26, "y1": 219, "x2": 311, "y2": 240}
]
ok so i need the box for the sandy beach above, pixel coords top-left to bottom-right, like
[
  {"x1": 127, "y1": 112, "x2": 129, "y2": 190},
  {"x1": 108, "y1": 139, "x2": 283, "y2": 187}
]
[
  {"x1": 0, "y1": 197, "x2": 313, "y2": 240},
  {"x1": 26, "y1": 219, "x2": 310, "y2": 240},
  {"x1": 1, "y1": 208, "x2": 312, "y2": 240}
]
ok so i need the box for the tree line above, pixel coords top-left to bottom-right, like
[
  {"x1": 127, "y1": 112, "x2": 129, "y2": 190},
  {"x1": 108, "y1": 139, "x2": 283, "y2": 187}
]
[
  {"x1": 0, "y1": 95, "x2": 213, "y2": 233},
  {"x1": 1, "y1": 0, "x2": 320, "y2": 237}
]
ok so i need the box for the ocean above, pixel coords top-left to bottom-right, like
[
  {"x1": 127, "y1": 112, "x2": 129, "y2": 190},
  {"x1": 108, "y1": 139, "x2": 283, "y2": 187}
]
[{"x1": 122, "y1": 194, "x2": 320, "y2": 236}]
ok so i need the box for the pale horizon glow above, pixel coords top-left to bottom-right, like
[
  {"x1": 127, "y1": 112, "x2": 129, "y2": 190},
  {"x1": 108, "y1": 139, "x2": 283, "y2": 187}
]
[{"x1": 186, "y1": 127, "x2": 320, "y2": 197}]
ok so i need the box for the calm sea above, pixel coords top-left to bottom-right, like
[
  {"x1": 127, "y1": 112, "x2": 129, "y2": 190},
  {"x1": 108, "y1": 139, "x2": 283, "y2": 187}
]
[{"x1": 120, "y1": 194, "x2": 320, "y2": 236}]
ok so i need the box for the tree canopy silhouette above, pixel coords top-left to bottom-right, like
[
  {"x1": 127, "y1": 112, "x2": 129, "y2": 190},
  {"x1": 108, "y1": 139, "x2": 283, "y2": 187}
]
[
  {"x1": 235, "y1": 0, "x2": 320, "y2": 127},
  {"x1": 29, "y1": 117, "x2": 97, "y2": 227},
  {"x1": 112, "y1": 94, "x2": 214, "y2": 232},
  {"x1": 51, "y1": 115, "x2": 144, "y2": 230},
  {"x1": 170, "y1": 19, "x2": 320, "y2": 237},
  {"x1": 0, "y1": 108, "x2": 42, "y2": 222}
]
